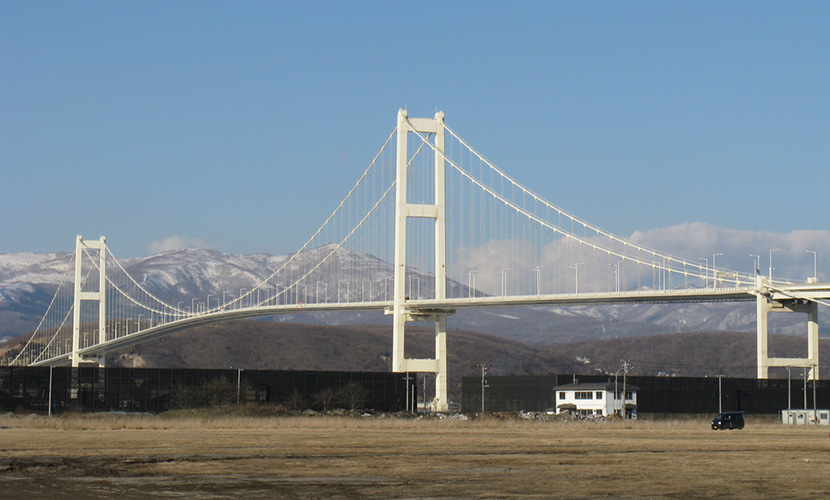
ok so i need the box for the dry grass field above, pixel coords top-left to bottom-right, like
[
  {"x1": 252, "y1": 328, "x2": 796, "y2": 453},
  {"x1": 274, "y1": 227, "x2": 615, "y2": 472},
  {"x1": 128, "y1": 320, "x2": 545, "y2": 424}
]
[{"x1": 1, "y1": 413, "x2": 828, "y2": 499}]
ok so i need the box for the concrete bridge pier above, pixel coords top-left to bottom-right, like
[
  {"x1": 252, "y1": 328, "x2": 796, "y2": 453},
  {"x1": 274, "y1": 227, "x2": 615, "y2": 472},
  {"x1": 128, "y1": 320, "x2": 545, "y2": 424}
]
[{"x1": 756, "y1": 276, "x2": 819, "y2": 380}]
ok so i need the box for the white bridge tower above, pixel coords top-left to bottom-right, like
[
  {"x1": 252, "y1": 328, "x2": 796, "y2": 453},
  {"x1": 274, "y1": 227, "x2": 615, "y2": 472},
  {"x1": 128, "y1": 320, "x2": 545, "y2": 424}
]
[
  {"x1": 389, "y1": 109, "x2": 453, "y2": 412},
  {"x1": 71, "y1": 235, "x2": 107, "y2": 367}
]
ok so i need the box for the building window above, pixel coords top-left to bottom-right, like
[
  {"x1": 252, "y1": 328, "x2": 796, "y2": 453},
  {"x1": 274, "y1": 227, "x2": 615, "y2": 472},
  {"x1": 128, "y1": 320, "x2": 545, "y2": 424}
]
[
  {"x1": 596, "y1": 392, "x2": 603, "y2": 399},
  {"x1": 559, "y1": 392, "x2": 566, "y2": 400},
  {"x1": 625, "y1": 391, "x2": 633, "y2": 400},
  {"x1": 575, "y1": 391, "x2": 593, "y2": 400}
]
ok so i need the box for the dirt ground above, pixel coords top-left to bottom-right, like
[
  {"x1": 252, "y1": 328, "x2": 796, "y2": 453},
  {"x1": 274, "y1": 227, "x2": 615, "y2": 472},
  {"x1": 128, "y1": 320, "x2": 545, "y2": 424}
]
[{"x1": 0, "y1": 413, "x2": 828, "y2": 499}]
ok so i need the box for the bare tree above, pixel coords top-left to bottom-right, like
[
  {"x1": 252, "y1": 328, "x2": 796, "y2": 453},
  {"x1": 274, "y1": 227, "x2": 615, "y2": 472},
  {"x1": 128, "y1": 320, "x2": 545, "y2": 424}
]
[
  {"x1": 336, "y1": 382, "x2": 368, "y2": 410},
  {"x1": 285, "y1": 389, "x2": 308, "y2": 412},
  {"x1": 313, "y1": 388, "x2": 338, "y2": 412},
  {"x1": 202, "y1": 377, "x2": 237, "y2": 406}
]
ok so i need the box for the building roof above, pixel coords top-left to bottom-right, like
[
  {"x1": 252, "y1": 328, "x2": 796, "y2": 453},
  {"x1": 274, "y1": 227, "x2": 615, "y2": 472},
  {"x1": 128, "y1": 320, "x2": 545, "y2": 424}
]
[{"x1": 553, "y1": 382, "x2": 639, "y2": 392}]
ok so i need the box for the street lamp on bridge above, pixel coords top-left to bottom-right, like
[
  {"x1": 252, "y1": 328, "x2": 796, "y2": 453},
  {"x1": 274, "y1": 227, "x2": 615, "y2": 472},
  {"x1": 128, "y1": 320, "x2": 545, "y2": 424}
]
[
  {"x1": 467, "y1": 270, "x2": 477, "y2": 298},
  {"x1": 769, "y1": 248, "x2": 779, "y2": 282},
  {"x1": 712, "y1": 253, "x2": 723, "y2": 289},
  {"x1": 698, "y1": 257, "x2": 708, "y2": 288},
  {"x1": 533, "y1": 265, "x2": 545, "y2": 295},
  {"x1": 570, "y1": 263, "x2": 583, "y2": 294},
  {"x1": 806, "y1": 250, "x2": 818, "y2": 282},
  {"x1": 750, "y1": 254, "x2": 760, "y2": 275},
  {"x1": 316, "y1": 281, "x2": 327, "y2": 303},
  {"x1": 499, "y1": 268, "x2": 510, "y2": 297}
]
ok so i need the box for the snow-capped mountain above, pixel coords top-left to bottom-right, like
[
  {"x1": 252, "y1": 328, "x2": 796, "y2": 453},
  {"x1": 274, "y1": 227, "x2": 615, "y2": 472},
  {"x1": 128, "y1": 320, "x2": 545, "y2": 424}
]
[{"x1": 0, "y1": 248, "x2": 812, "y2": 344}]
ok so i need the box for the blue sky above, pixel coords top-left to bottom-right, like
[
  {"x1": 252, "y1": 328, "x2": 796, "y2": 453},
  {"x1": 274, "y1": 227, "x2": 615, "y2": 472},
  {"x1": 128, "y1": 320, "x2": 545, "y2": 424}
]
[{"x1": 3, "y1": 2, "x2": 830, "y2": 276}]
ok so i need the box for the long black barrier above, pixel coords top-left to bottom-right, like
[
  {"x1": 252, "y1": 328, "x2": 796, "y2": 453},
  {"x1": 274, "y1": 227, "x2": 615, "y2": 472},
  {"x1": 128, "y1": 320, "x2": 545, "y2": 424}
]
[
  {"x1": 462, "y1": 373, "x2": 830, "y2": 415},
  {"x1": 0, "y1": 366, "x2": 408, "y2": 414}
]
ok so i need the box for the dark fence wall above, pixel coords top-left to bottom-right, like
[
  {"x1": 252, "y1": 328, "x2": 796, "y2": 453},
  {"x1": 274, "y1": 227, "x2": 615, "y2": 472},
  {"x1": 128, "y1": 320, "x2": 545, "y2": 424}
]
[
  {"x1": 0, "y1": 367, "x2": 407, "y2": 414},
  {"x1": 462, "y1": 373, "x2": 830, "y2": 415}
]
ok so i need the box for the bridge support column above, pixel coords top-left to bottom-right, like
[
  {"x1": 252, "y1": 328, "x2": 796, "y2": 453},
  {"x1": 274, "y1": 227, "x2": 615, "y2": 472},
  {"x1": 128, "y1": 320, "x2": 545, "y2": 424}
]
[
  {"x1": 389, "y1": 310, "x2": 451, "y2": 412},
  {"x1": 71, "y1": 235, "x2": 107, "y2": 368},
  {"x1": 756, "y1": 285, "x2": 819, "y2": 380}
]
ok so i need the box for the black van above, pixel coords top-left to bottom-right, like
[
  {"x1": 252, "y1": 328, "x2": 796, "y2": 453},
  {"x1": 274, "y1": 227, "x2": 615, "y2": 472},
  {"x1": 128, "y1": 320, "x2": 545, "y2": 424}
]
[{"x1": 711, "y1": 411, "x2": 745, "y2": 430}]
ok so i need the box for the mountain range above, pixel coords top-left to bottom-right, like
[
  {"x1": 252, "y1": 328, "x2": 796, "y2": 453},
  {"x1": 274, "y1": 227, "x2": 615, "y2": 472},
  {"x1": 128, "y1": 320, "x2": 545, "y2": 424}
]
[{"x1": 0, "y1": 247, "x2": 818, "y2": 345}]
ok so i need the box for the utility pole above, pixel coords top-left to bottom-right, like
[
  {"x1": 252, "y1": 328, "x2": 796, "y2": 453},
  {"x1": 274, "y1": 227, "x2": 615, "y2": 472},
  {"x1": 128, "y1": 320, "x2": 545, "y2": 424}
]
[
  {"x1": 787, "y1": 366, "x2": 792, "y2": 411},
  {"x1": 48, "y1": 366, "x2": 53, "y2": 416},
  {"x1": 813, "y1": 364, "x2": 818, "y2": 424},
  {"x1": 236, "y1": 368, "x2": 243, "y2": 404},
  {"x1": 477, "y1": 364, "x2": 489, "y2": 413},
  {"x1": 618, "y1": 360, "x2": 630, "y2": 418},
  {"x1": 404, "y1": 372, "x2": 411, "y2": 412}
]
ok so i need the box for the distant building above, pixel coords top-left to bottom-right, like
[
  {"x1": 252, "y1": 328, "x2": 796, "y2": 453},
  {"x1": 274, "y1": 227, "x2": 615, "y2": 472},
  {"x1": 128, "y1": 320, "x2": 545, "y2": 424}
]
[
  {"x1": 553, "y1": 382, "x2": 638, "y2": 418},
  {"x1": 781, "y1": 409, "x2": 830, "y2": 425}
]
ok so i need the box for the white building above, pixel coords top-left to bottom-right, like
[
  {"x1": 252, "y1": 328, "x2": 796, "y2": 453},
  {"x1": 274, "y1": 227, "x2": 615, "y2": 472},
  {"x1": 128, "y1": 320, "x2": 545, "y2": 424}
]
[
  {"x1": 781, "y1": 409, "x2": 830, "y2": 425},
  {"x1": 553, "y1": 382, "x2": 638, "y2": 418}
]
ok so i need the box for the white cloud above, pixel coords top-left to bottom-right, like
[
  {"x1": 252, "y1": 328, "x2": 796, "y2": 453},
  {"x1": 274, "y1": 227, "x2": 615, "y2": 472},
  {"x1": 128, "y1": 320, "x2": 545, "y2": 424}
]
[
  {"x1": 449, "y1": 222, "x2": 830, "y2": 294},
  {"x1": 630, "y1": 222, "x2": 830, "y2": 280},
  {"x1": 148, "y1": 236, "x2": 213, "y2": 254}
]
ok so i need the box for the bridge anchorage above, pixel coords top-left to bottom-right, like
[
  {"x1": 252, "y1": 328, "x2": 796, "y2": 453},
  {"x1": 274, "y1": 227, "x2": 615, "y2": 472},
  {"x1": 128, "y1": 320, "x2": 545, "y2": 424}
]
[{"x1": 8, "y1": 110, "x2": 828, "y2": 410}]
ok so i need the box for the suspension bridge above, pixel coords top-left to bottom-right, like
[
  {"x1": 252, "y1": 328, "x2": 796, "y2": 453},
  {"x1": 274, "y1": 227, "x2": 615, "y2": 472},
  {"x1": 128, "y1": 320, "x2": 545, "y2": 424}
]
[{"x1": 7, "y1": 110, "x2": 830, "y2": 411}]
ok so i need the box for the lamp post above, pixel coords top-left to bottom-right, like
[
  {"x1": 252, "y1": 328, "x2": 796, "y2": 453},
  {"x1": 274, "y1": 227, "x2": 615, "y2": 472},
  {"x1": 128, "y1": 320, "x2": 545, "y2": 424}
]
[
  {"x1": 467, "y1": 270, "x2": 477, "y2": 298},
  {"x1": 698, "y1": 258, "x2": 708, "y2": 288},
  {"x1": 339, "y1": 280, "x2": 349, "y2": 303},
  {"x1": 769, "y1": 248, "x2": 779, "y2": 282},
  {"x1": 570, "y1": 263, "x2": 583, "y2": 294},
  {"x1": 499, "y1": 268, "x2": 510, "y2": 297},
  {"x1": 806, "y1": 250, "x2": 817, "y2": 282},
  {"x1": 533, "y1": 265, "x2": 545, "y2": 295},
  {"x1": 712, "y1": 253, "x2": 723, "y2": 289},
  {"x1": 408, "y1": 275, "x2": 420, "y2": 299},
  {"x1": 362, "y1": 278, "x2": 372, "y2": 302},
  {"x1": 750, "y1": 254, "x2": 760, "y2": 275},
  {"x1": 222, "y1": 293, "x2": 234, "y2": 311}
]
